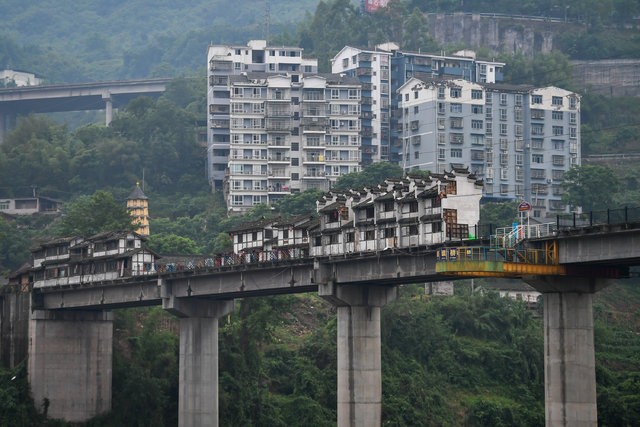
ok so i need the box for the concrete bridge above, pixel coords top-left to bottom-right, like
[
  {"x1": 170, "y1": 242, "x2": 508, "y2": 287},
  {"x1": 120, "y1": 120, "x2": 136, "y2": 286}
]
[
  {"x1": 0, "y1": 78, "x2": 173, "y2": 143},
  {"x1": 20, "y1": 213, "x2": 640, "y2": 427}
]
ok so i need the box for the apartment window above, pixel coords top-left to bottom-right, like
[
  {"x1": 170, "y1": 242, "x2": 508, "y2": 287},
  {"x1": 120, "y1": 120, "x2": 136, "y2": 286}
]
[
  {"x1": 515, "y1": 166, "x2": 523, "y2": 181},
  {"x1": 437, "y1": 102, "x2": 446, "y2": 114},
  {"x1": 471, "y1": 134, "x2": 484, "y2": 145},
  {"x1": 569, "y1": 113, "x2": 577, "y2": 125},
  {"x1": 552, "y1": 155, "x2": 565, "y2": 166},
  {"x1": 438, "y1": 87, "x2": 445, "y2": 99},
  {"x1": 532, "y1": 94, "x2": 543, "y2": 104},
  {"x1": 514, "y1": 108, "x2": 523, "y2": 122},
  {"x1": 348, "y1": 89, "x2": 359, "y2": 99},
  {"x1": 450, "y1": 117, "x2": 463, "y2": 129},
  {"x1": 342, "y1": 58, "x2": 348, "y2": 68},
  {"x1": 471, "y1": 150, "x2": 484, "y2": 161},
  {"x1": 500, "y1": 168, "x2": 509, "y2": 180},
  {"x1": 552, "y1": 111, "x2": 564, "y2": 120},
  {"x1": 552, "y1": 126, "x2": 563, "y2": 136},
  {"x1": 499, "y1": 109, "x2": 507, "y2": 121},
  {"x1": 471, "y1": 120, "x2": 483, "y2": 130},
  {"x1": 413, "y1": 106, "x2": 419, "y2": 114},
  {"x1": 438, "y1": 148, "x2": 446, "y2": 160},
  {"x1": 471, "y1": 89, "x2": 483, "y2": 100},
  {"x1": 499, "y1": 123, "x2": 508, "y2": 135},
  {"x1": 569, "y1": 127, "x2": 577, "y2": 139},
  {"x1": 531, "y1": 169, "x2": 546, "y2": 179},
  {"x1": 552, "y1": 96, "x2": 563, "y2": 106},
  {"x1": 472, "y1": 104, "x2": 483, "y2": 114},
  {"x1": 552, "y1": 170, "x2": 564, "y2": 180},
  {"x1": 514, "y1": 124, "x2": 523, "y2": 137},
  {"x1": 485, "y1": 106, "x2": 492, "y2": 119},
  {"x1": 515, "y1": 153, "x2": 523, "y2": 165},
  {"x1": 450, "y1": 133, "x2": 464, "y2": 144},
  {"x1": 486, "y1": 93, "x2": 492, "y2": 104},
  {"x1": 515, "y1": 94, "x2": 523, "y2": 106},
  {"x1": 451, "y1": 148, "x2": 462, "y2": 158},
  {"x1": 552, "y1": 140, "x2": 564, "y2": 150},
  {"x1": 531, "y1": 109, "x2": 545, "y2": 120},
  {"x1": 515, "y1": 139, "x2": 524, "y2": 151},
  {"x1": 532, "y1": 154, "x2": 544, "y2": 164},
  {"x1": 232, "y1": 195, "x2": 243, "y2": 206},
  {"x1": 450, "y1": 103, "x2": 462, "y2": 113},
  {"x1": 499, "y1": 138, "x2": 508, "y2": 151},
  {"x1": 485, "y1": 121, "x2": 492, "y2": 136},
  {"x1": 531, "y1": 123, "x2": 544, "y2": 136},
  {"x1": 500, "y1": 184, "x2": 509, "y2": 195},
  {"x1": 437, "y1": 118, "x2": 445, "y2": 130},
  {"x1": 499, "y1": 93, "x2": 508, "y2": 105},
  {"x1": 450, "y1": 87, "x2": 461, "y2": 98},
  {"x1": 500, "y1": 153, "x2": 509, "y2": 166},
  {"x1": 569, "y1": 97, "x2": 578, "y2": 110},
  {"x1": 437, "y1": 133, "x2": 446, "y2": 145}
]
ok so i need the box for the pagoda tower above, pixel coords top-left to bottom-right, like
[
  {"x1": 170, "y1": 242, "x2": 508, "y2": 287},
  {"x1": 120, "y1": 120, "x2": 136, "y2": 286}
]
[{"x1": 127, "y1": 183, "x2": 150, "y2": 236}]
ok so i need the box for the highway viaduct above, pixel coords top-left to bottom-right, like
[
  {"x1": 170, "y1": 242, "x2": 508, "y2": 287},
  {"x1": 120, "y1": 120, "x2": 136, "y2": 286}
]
[
  {"x1": 0, "y1": 78, "x2": 173, "y2": 143},
  {"x1": 21, "y1": 219, "x2": 640, "y2": 427}
]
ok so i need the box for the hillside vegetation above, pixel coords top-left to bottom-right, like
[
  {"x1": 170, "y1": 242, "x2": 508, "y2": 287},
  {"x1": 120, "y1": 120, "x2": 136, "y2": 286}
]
[{"x1": 1, "y1": 0, "x2": 639, "y2": 82}]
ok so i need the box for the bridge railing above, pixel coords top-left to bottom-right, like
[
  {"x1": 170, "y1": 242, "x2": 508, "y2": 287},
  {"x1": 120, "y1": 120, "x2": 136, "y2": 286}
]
[{"x1": 556, "y1": 206, "x2": 640, "y2": 229}]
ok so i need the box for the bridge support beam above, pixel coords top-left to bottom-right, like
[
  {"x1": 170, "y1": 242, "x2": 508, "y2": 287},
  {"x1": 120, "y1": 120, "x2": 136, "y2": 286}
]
[
  {"x1": 162, "y1": 289, "x2": 233, "y2": 427},
  {"x1": 28, "y1": 309, "x2": 113, "y2": 422},
  {"x1": 102, "y1": 94, "x2": 113, "y2": 125},
  {"x1": 525, "y1": 276, "x2": 612, "y2": 427},
  {"x1": 319, "y1": 282, "x2": 397, "y2": 427}
]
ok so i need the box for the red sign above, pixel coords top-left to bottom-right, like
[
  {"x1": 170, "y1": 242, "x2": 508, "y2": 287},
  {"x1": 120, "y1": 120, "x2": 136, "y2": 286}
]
[
  {"x1": 518, "y1": 201, "x2": 533, "y2": 212},
  {"x1": 364, "y1": 0, "x2": 389, "y2": 12}
]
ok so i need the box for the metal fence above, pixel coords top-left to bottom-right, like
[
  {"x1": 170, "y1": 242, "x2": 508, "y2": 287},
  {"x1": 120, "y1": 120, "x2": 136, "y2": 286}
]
[{"x1": 555, "y1": 206, "x2": 640, "y2": 229}]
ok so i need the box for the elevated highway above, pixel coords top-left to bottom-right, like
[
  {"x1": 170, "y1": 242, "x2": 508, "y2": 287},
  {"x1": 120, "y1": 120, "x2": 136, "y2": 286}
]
[
  {"x1": 20, "y1": 207, "x2": 640, "y2": 426},
  {"x1": 0, "y1": 78, "x2": 173, "y2": 142}
]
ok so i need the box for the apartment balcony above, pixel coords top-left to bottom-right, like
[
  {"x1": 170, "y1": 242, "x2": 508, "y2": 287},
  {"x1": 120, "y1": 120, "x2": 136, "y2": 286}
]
[
  {"x1": 209, "y1": 60, "x2": 232, "y2": 71},
  {"x1": 209, "y1": 119, "x2": 229, "y2": 129},
  {"x1": 268, "y1": 169, "x2": 289, "y2": 178},
  {"x1": 303, "y1": 171, "x2": 326, "y2": 179},
  {"x1": 301, "y1": 123, "x2": 328, "y2": 133},
  {"x1": 266, "y1": 120, "x2": 291, "y2": 132},
  {"x1": 268, "y1": 154, "x2": 290, "y2": 163}
]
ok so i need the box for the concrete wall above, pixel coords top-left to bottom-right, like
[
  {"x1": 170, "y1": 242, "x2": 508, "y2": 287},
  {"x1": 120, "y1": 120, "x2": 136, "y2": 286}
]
[
  {"x1": 571, "y1": 60, "x2": 640, "y2": 97},
  {"x1": 0, "y1": 287, "x2": 30, "y2": 368},
  {"x1": 426, "y1": 13, "x2": 580, "y2": 56}
]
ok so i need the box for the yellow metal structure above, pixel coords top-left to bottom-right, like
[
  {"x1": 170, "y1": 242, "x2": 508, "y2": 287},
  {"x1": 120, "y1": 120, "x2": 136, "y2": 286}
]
[{"x1": 435, "y1": 243, "x2": 564, "y2": 278}]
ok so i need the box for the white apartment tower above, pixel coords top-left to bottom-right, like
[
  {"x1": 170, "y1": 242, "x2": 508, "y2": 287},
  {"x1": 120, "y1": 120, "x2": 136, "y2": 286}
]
[
  {"x1": 225, "y1": 73, "x2": 362, "y2": 214},
  {"x1": 398, "y1": 78, "x2": 580, "y2": 218},
  {"x1": 331, "y1": 44, "x2": 505, "y2": 165},
  {"x1": 207, "y1": 40, "x2": 318, "y2": 191}
]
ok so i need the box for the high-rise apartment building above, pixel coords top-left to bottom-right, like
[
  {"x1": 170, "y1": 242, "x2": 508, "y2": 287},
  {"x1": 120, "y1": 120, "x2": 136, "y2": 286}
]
[
  {"x1": 398, "y1": 78, "x2": 581, "y2": 218},
  {"x1": 331, "y1": 43, "x2": 504, "y2": 165},
  {"x1": 207, "y1": 40, "x2": 318, "y2": 191},
  {"x1": 225, "y1": 73, "x2": 362, "y2": 214}
]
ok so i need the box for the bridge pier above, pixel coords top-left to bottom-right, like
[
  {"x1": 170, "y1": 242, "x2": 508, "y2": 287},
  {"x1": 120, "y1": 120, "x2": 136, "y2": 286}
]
[
  {"x1": 102, "y1": 93, "x2": 113, "y2": 125},
  {"x1": 0, "y1": 112, "x2": 16, "y2": 144},
  {"x1": 319, "y1": 282, "x2": 397, "y2": 427},
  {"x1": 162, "y1": 290, "x2": 233, "y2": 427},
  {"x1": 525, "y1": 276, "x2": 612, "y2": 427},
  {"x1": 28, "y1": 309, "x2": 113, "y2": 422}
]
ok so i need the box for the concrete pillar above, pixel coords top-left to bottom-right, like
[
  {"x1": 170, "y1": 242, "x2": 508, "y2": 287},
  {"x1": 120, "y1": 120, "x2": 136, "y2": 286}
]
[
  {"x1": 319, "y1": 283, "x2": 397, "y2": 427},
  {"x1": 163, "y1": 293, "x2": 234, "y2": 427},
  {"x1": 28, "y1": 309, "x2": 113, "y2": 422},
  {"x1": 525, "y1": 276, "x2": 611, "y2": 427},
  {"x1": 103, "y1": 94, "x2": 113, "y2": 125}
]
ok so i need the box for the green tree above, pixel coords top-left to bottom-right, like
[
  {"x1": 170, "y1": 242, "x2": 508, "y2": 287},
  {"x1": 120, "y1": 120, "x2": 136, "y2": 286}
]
[
  {"x1": 55, "y1": 190, "x2": 134, "y2": 237},
  {"x1": 562, "y1": 165, "x2": 620, "y2": 212},
  {"x1": 145, "y1": 233, "x2": 200, "y2": 255},
  {"x1": 0, "y1": 217, "x2": 31, "y2": 274},
  {"x1": 333, "y1": 162, "x2": 403, "y2": 190},
  {"x1": 274, "y1": 190, "x2": 324, "y2": 217}
]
